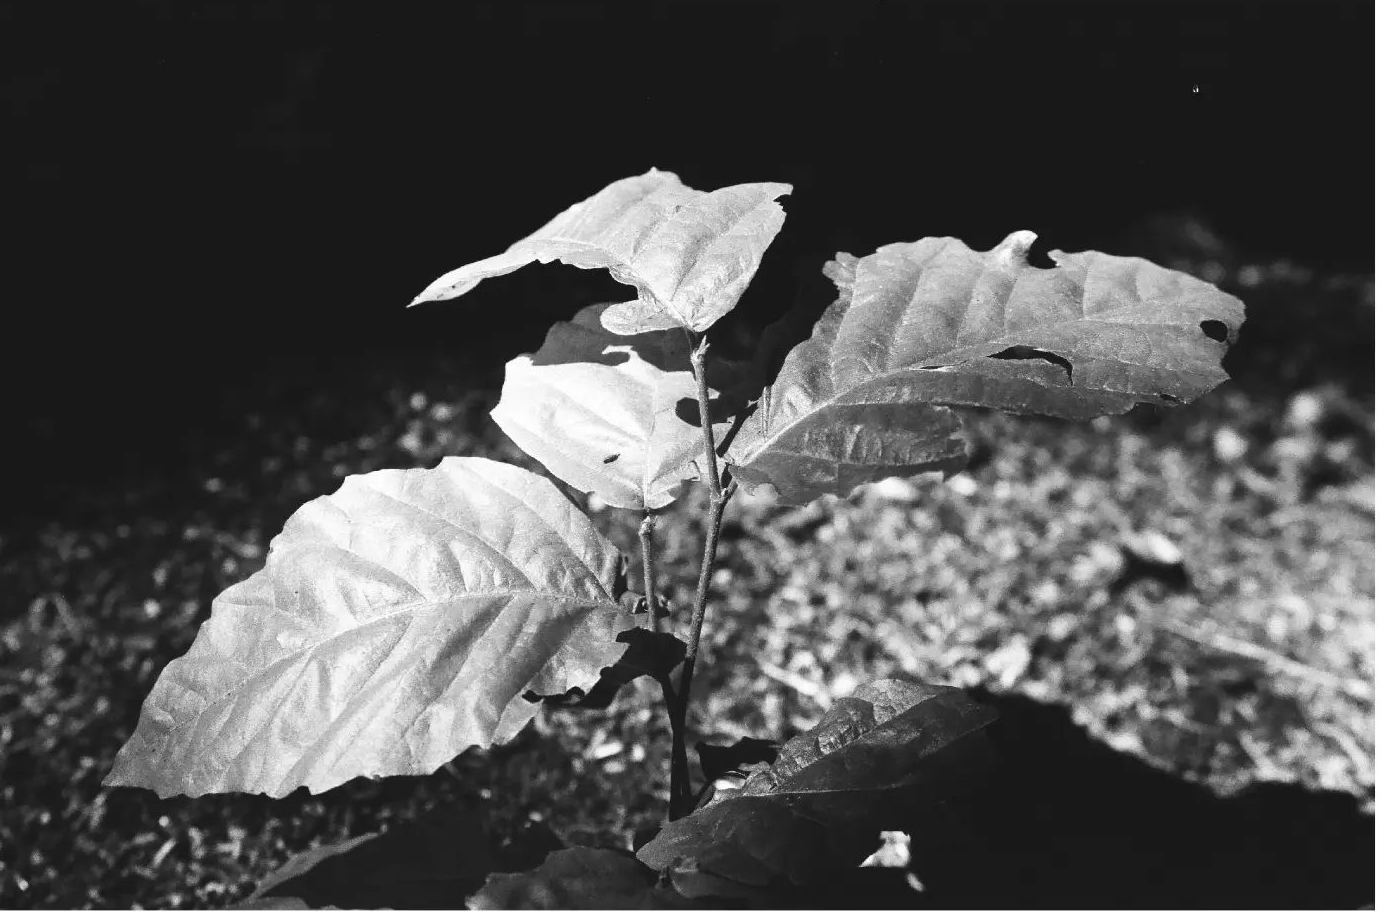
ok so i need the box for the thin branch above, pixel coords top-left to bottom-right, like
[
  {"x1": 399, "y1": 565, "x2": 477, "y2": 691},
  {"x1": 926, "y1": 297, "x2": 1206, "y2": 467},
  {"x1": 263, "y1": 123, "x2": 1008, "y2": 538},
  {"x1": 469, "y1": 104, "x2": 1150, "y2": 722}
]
[
  {"x1": 682, "y1": 336, "x2": 735, "y2": 693},
  {"x1": 757, "y1": 659, "x2": 829, "y2": 708},
  {"x1": 664, "y1": 335, "x2": 739, "y2": 819},
  {"x1": 638, "y1": 512, "x2": 659, "y2": 632},
  {"x1": 680, "y1": 478, "x2": 736, "y2": 696},
  {"x1": 690, "y1": 337, "x2": 723, "y2": 500}
]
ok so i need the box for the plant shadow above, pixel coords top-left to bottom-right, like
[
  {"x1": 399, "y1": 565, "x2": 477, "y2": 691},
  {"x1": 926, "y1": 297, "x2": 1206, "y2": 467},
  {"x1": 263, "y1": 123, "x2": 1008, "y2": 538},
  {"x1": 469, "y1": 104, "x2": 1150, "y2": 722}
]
[{"x1": 887, "y1": 690, "x2": 1375, "y2": 910}]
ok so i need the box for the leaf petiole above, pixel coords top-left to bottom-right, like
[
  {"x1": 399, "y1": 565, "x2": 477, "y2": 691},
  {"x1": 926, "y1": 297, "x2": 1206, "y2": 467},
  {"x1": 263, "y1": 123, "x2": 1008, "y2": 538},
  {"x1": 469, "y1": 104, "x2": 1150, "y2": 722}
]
[{"x1": 638, "y1": 512, "x2": 659, "y2": 632}]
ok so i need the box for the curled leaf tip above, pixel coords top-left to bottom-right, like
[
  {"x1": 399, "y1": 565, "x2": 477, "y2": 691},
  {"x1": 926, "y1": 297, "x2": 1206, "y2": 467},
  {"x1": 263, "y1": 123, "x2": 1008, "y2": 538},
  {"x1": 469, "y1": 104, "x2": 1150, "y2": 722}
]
[
  {"x1": 409, "y1": 171, "x2": 792, "y2": 332},
  {"x1": 992, "y1": 230, "x2": 1039, "y2": 267}
]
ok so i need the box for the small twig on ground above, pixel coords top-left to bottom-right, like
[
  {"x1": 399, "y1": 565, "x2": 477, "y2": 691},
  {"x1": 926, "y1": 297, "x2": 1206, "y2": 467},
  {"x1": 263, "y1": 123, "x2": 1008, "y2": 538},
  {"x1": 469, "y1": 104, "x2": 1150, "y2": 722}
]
[
  {"x1": 1157, "y1": 617, "x2": 1373, "y2": 700},
  {"x1": 757, "y1": 660, "x2": 829, "y2": 708}
]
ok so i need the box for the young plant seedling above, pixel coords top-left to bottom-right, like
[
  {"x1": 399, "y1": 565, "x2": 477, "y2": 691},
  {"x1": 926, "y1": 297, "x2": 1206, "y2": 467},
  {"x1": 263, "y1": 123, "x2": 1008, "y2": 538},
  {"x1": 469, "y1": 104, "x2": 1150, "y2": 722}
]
[{"x1": 106, "y1": 169, "x2": 1244, "y2": 908}]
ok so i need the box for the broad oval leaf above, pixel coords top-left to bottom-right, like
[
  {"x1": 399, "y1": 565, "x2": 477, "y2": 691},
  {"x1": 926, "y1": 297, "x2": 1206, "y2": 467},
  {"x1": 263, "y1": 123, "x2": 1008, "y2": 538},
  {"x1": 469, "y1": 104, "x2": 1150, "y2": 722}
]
[
  {"x1": 636, "y1": 680, "x2": 998, "y2": 894},
  {"x1": 727, "y1": 231, "x2": 1245, "y2": 504},
  {"x1": 105, "y1": 457, "x2": 636, "y2": 798},
  {"x1": 492, "y1": 302, "x2": 734, "y2": 511},
  {"x1": 468, "y1": 847, "x2": 693, "y2": 910},
  {"x1": 410, "y1": 169, "x2": 791, "y2": 335}
]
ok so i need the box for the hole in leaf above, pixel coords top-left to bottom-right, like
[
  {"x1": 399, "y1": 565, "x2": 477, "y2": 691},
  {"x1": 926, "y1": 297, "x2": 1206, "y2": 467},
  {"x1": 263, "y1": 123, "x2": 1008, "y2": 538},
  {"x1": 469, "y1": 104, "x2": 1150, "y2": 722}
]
[
  {"x1": 988, "y1": 346, "x2": 1073, "y2": 384},
  {"x1": 1200, "y1": 320, "x2": 1229, "y2": 342},
  {"x1": 1158, "y1": 393, "x2": 1183, "y2": 405}
]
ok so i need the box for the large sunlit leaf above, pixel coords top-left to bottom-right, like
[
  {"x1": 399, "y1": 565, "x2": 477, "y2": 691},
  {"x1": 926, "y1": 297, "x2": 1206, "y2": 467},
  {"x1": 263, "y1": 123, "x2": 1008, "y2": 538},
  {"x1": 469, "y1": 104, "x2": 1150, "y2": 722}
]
[
  {"x1": 491, "y1": 302, "x2": 734, "y2": 510},
  {"x1": 636, "y1": 680, "x2": 997, "y2": 895},
  {"x1": 410, "y1": 169, "x2": 791, "y2": 335},
  {"x1": 105, "y1": 457, "x2": 636, "y2": 798},
  {"x1": 727, "y1": 231, "x2": 1245, "y2": 504}
]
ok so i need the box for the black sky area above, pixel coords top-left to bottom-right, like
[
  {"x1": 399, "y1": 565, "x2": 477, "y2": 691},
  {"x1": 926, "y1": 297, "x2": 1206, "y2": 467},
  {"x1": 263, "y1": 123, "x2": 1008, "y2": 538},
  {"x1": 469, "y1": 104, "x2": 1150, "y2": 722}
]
[{"x1": 2, "y1": 1, "x2": 1374, "y2": 441}]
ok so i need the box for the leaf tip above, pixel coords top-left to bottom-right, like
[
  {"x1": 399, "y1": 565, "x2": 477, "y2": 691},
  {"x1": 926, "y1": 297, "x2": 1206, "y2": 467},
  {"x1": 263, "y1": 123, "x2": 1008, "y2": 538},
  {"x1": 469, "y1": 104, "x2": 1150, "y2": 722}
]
[{"x1": 991, "y1": 230, "x2": 1039, "y2": 268}]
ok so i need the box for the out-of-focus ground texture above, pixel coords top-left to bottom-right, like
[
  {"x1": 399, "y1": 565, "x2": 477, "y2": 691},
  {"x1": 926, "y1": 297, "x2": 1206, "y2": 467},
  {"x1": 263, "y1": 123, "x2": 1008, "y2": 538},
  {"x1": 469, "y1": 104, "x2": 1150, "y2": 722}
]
[
  {"x1": 2, "y1": 3, "x2": 1374, "y2": 907},
  {"x1": 2, "y1": 221, "x2": 1373, "y2": 908}
]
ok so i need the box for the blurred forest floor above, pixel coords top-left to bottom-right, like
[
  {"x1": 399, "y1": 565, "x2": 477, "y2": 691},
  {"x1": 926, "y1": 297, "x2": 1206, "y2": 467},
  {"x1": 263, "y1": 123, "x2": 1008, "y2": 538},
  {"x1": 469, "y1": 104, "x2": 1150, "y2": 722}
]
[{"x1": 0, "y1": 222, "x2": 1373, "y2": 907}]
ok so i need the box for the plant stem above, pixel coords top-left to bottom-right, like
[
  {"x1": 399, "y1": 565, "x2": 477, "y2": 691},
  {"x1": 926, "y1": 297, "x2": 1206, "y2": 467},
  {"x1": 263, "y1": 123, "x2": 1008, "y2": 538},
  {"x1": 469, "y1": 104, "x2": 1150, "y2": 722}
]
[
  {"x1": 691, "y1": 337, "x2": 724, "y2": 502},
  {"x1": 679, "y1": 475, "x2": 736, "y2": 701},
  {"x1": 665, "y1": 337, "x2": 738, "y2": 819},
  {"x1": 659, "y1": 674, "x2": 689, "y2": 819},
  {"x1": 638, "y1": 512, "x2": 659, "y2": 632}
]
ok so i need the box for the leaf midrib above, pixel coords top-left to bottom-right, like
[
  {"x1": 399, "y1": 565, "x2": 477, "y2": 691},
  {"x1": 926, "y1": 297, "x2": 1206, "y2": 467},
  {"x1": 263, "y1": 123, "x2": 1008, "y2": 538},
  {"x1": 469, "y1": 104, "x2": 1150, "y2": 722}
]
[{"x1": 168, "y1": 588, "x2": 620, "y2": 739}]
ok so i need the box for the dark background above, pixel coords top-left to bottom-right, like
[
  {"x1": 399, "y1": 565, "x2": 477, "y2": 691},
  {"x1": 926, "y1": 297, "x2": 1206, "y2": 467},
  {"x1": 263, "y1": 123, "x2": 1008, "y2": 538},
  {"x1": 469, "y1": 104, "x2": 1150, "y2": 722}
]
[{"x1": 2, "y1": 0, "x2": 1374, "y2": 494}]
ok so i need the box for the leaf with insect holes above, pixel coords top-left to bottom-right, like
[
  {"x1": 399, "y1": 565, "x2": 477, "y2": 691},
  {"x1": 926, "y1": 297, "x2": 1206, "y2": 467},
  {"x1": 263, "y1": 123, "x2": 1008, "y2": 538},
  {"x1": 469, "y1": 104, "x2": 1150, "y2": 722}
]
[
  {"x1": 410, "y1": 169, "x2": 791, "y2": 335},
  {"x1": 491, "y1": 302, "x2": 735, "y2": 511},
  {"x1": 468, "y1": 848, "x2": 695, "y2": 910},
  {"x1": 636, "y1": 680, "x2": 998, "y2": 896},
  {"x1": 727, "y1": 231, "x2": 1245, "y2": 504},
  {"x1": 105, "y1": 457, "x2": 636, "y2": 798}
]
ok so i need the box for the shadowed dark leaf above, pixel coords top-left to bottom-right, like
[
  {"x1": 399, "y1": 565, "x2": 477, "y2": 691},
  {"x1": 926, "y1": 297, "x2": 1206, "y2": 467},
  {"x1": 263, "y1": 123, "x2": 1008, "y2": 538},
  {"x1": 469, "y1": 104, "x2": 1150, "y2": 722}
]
[
  {"x1": 235, "y1": 810, "x2": 566, "y2": 910},
  {"x1": 468, "y1": 847, "x2": 695, "y2": 910},
  {"x1": 637, "y1": 680, "x2": 997, "y2": 897},
  {"x1": 236, "y1": 809, "x2": 496, "y2": 909}
]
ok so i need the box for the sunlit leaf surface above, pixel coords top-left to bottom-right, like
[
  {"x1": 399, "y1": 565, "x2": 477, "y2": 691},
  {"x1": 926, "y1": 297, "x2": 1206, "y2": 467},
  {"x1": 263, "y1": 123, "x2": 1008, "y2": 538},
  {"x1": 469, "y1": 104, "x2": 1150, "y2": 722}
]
[
  {"x1": 728, "y1": 232, "x2": 1245, "y2": 504},
  {"x1": 491, "y1": 302, "x2": 732, "y2": 510},
  {"x1": 106, "y1": 458, "x2": 635, "y2": 798},
  {"x1": 410, "y1": 169, "x2": 790, "y2": 334}
]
